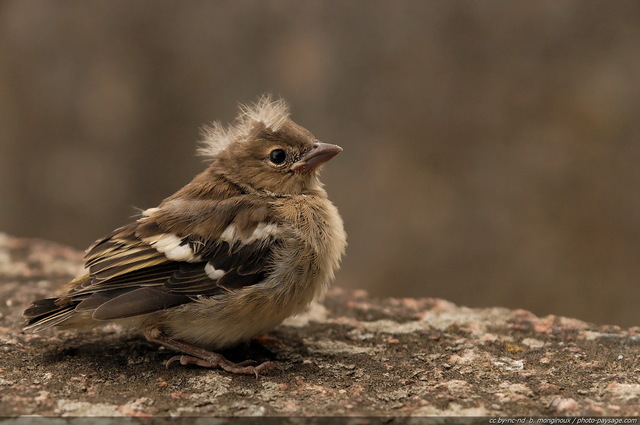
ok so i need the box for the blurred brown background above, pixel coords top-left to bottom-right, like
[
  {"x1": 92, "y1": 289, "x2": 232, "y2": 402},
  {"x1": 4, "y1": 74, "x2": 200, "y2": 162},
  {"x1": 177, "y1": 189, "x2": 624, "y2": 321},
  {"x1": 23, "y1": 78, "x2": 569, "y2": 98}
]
[{"x1": 1, "y1": 1, "x2": 639, "y2": 327}]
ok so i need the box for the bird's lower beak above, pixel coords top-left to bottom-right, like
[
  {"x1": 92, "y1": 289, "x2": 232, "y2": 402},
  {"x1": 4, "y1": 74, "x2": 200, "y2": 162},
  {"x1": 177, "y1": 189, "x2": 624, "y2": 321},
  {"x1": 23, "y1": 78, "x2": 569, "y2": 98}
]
[{"x1": 291, "y1": 142, "x2": 343, "y2": 173}]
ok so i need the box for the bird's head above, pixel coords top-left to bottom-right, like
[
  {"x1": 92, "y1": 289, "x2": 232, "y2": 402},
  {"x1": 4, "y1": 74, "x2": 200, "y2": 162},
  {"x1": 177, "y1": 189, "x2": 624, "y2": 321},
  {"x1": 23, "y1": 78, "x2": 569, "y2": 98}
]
[{"x1": 199, "y1": 97, "x2": 342, "y2": 196}]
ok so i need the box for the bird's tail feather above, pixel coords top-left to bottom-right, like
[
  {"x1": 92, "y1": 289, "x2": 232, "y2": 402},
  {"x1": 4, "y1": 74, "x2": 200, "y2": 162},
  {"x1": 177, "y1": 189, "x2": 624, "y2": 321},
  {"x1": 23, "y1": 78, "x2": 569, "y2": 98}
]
[{"x1": 23, "y1": 298, "x2": 78, "y2": 332}]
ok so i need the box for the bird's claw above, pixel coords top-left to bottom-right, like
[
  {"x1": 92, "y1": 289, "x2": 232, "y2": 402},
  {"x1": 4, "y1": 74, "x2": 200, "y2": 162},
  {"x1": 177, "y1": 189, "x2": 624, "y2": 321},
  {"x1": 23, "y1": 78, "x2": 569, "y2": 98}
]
[{"x1": 166, "y1": 354, "x2": 281, "y2": 377}]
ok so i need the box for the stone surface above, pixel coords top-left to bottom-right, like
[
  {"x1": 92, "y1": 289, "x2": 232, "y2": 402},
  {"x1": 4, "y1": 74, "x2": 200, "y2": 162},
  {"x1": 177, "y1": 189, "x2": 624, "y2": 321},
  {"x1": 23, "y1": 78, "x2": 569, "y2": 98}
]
[{"x1": 1, "y1": 233, "x2": 639, "y2": 417}]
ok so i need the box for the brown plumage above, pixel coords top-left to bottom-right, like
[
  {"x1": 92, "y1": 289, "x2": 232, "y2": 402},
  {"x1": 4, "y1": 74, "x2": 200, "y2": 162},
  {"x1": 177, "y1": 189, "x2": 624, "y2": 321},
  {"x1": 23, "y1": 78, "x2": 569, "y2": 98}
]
[{"x1": 23, "y1": 96, "x2": 347, "y2": 375}]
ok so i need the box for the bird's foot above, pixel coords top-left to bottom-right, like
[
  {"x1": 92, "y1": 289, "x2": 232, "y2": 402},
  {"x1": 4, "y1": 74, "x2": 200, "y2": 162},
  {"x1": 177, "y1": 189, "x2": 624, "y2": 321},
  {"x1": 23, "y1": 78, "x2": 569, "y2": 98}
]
[
  {"x1": 166, "y1": 353, "x2": 282, "y2": 377},
  {"x1": 143, "y1": 327, "x2": 282, "y2": 377}
]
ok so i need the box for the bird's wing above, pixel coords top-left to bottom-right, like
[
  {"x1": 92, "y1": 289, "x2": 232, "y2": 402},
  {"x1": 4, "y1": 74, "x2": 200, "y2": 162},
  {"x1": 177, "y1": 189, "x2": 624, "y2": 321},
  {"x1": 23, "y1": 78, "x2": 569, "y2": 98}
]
[{"x1": 25, "y1": 195, "x2": 283, "y2": 326}]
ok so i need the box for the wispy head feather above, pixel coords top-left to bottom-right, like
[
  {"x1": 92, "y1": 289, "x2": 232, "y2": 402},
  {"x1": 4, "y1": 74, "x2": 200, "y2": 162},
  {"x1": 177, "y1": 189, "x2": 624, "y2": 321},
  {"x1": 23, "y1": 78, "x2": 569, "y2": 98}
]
[{"x1": 198, "y1": 95, "x2": 290, "y2": 158}]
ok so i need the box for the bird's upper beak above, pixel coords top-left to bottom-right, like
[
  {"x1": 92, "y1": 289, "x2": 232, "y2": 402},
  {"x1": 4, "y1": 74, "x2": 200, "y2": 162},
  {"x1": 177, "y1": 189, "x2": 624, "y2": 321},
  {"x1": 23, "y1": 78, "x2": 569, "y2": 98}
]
[{"x1": 291, "y1": 142, "x2": 343, "y2": 173}]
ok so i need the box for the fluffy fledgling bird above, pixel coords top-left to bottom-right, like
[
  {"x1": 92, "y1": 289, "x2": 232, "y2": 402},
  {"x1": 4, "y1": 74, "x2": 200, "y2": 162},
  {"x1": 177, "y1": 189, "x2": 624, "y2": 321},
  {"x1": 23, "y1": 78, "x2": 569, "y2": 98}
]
[{"x1": 23, "y1": 96, "x2": 347, "y2": 375}]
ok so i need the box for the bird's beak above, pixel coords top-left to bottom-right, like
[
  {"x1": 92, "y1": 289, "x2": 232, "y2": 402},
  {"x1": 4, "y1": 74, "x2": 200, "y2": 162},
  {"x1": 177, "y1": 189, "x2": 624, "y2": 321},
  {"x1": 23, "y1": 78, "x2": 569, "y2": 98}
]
[{"x1": 291, "y1": 142, "x2": 343, "y2": 173}]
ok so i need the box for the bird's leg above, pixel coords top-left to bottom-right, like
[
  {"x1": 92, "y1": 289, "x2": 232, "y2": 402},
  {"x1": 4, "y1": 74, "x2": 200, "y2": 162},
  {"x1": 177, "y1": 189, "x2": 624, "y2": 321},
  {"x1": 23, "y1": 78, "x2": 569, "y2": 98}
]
[
  {"x1": 251, "y1": 333, "x2": 283, "y2": 346},
  {"x1": 143, "y1": 327, "x2": 281, "y2": 377}
]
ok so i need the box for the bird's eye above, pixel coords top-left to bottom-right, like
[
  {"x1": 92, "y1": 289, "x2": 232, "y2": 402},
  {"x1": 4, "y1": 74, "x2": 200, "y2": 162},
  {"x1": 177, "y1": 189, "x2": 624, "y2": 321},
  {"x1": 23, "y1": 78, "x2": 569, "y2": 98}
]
[{"x1": 269, "y1": 149, "x2": 287, "y2": 165}]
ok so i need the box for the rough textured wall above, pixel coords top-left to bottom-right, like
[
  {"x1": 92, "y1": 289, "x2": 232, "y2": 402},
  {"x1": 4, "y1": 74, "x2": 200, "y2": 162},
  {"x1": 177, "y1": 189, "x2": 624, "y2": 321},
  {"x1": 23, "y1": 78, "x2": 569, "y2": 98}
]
[
  {"x1": 2, "y1": 234, "x2": 640, "y2": 416},
  {"x1": 1, "y1": 1, "x2": 640, "y2": 326}
]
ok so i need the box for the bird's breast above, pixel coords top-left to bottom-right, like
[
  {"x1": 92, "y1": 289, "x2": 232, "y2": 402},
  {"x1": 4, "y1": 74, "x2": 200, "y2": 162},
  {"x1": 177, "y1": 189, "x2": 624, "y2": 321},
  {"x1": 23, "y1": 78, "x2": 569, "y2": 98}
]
[{"x1": 271, "y1": 194, "x2": 347, "y2": 293}]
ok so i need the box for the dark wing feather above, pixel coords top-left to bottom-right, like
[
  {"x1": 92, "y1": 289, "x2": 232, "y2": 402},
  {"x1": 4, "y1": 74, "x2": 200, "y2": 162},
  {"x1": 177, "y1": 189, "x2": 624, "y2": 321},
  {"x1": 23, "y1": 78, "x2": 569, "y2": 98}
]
[
  {"x1": 24, "y1": 195, "x2": 281, "y2": 330},
  {"x1": 92, "y1": 288, "x2": 193, "y2": 320},
  {"x1": 164, "y1": 263, "x2": 215, "y2": 295},
  {"x1": 217, "y1": 268, "x2": 267, "y2": 290},
  {"x1": 75, "y1": 288, "x2": 139, "y2": 311}
]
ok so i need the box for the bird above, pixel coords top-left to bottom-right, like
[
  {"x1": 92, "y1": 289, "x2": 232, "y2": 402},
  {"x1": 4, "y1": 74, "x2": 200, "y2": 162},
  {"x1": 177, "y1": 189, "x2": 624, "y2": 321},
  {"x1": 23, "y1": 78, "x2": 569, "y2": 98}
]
[{"x1": 23, "y1": 96, "x2": 347, "y2": 376}]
